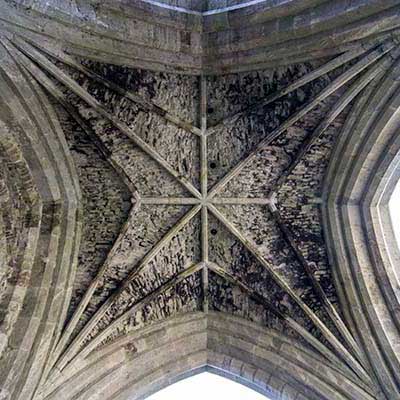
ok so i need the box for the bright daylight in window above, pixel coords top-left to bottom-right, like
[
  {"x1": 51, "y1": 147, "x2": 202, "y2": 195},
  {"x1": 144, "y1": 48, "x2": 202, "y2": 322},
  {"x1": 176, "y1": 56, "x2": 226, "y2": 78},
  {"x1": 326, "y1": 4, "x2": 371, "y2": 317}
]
[
  {"x1": 389, "y1": 178, "x2": 400, "y2": 247},
  {"x1": 145, "y1": 372, "x2": 269, "y2": 400}
]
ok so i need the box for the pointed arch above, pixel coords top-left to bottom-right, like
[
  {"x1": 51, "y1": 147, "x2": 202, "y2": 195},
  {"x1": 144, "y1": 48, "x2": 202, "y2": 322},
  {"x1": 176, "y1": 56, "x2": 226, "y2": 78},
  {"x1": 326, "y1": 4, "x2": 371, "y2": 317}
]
[
  {"x1": 324, "y1": 51, "x2": 400, "y2": 399},
  {"x1": 38, "y1": 313, "x2": 375, "y2": 400},
  {"x1": 0, "y1": 38, "x2": 82, "y2": 400}
]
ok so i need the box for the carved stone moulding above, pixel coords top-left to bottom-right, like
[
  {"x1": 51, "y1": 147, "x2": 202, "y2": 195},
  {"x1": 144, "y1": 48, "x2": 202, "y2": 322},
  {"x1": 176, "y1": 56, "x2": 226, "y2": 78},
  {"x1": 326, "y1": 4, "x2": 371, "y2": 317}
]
[{"x1": 0, "y1": 1, "x2": 400, "y2": 400}]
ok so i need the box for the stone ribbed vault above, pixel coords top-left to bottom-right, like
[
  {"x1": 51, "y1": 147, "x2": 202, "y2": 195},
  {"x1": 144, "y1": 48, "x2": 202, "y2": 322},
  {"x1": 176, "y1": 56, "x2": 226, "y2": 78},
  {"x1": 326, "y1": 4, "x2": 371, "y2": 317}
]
[{"x1": 0, "y1": 1, "x2": 400, "y2": 399}]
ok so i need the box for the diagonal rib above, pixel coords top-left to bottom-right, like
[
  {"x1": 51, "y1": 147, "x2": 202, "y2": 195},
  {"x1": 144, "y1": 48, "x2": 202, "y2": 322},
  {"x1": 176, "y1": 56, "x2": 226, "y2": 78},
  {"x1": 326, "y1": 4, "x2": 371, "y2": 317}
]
[
  {"x1": 207, "y1": 41, "x2": 395, "y2": 199},
  {"x1": 9, "y1": 37, "x2": 202, "y2": 199},
  {"x1": 52, "y1": 204, "x2": 201, "y2": 372},
  {"x1": 208, "y1": 203, "x2": 373, "y2": 387}
]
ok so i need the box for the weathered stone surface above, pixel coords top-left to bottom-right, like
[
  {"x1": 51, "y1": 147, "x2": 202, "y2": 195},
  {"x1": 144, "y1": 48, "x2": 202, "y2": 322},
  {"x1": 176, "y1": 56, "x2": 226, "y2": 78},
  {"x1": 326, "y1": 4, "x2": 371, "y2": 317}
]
[
  {"x1": 1, "y1": 2, "x2": 400, "y2": 399},
  {"x1": 56, "y1": 105, "x2": 131, "y2": 321}
]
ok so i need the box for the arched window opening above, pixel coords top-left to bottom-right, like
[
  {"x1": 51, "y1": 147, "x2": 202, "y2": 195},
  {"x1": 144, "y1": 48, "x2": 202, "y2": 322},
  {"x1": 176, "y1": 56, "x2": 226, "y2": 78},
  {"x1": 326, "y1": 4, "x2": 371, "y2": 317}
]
[
  {"x1": 389, "y1": 177, "x2": 400, "y2": 247},
  {"x1": 145, "y1": 372, "x2": 269, "y2": 399}
]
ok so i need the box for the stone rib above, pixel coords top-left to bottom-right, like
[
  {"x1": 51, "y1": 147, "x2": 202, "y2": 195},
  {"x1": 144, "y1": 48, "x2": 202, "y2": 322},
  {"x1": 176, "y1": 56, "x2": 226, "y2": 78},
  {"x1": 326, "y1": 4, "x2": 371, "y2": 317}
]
[
  {"x1": 17, "y1": 35, "x2": 202, "y2": 137},
  {"x1": 257, "y1": 54, "x2": 397, "y2": 369},
  {"x1": 3, "y1": 42, "x2": 151, "y2": 378},
  {"x1": 6, "y1": 44, "x2": 137, "y2": 195},
  {"x1": 24, "y1": 78, "x2": 84, "y2": 392},
  {"x1": 207, "y1": 41, "x2": 396, "y2": 199},
  {"x1": 323, "y1": 55, "x2": 400, "y2": 397},
  {"x1": 0, "y1": 41, "x2": 81, "y2": 400},
  {"x1": 2, "y1": 40, "x2": 142, "y2": 380},
  {"x1": 273, "y1": 51, "x2": 399, "y2": 194},
  {"x1": 52, "y1": 204, "x2": 201, "y2": 373},
  {"x1": 61, "y1": 262, "x2": 204, "y2": 370},
  {"x1": 47, "y1": 201, "x2": 140, "y2": 375},
  {"x1": 207, "y1": 204, "x2": 373, "y2": 387},
  {"x1": 207, "y1": 261, "x2": 373, "y2": 394},
  {"x1": 269, "y1": 206, "x2": 366, "y2": 366},
  {"x1": 208, "y1": 43, "x2": 374, "y2": 131},
  {"x1": 141, "y1": 197, "x2": 200, "y2": 205},
  {"x1": 199, "y1": 75, "x2": 209, "y2": 312},
  {"x1": 139, "y1": 197, "x2": 273, "y2": 205},
  {"x1": 0, "y1": 140, "x2": 43, "y2": 395},
  {"x1": 10, "y1": 37, "x2": 202, "y2": 199}
]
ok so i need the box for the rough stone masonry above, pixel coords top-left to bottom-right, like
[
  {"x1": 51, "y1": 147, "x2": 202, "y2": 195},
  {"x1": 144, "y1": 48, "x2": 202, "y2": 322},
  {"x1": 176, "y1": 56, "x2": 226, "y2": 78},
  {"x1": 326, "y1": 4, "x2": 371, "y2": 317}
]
[{"x1": 0, "y1": 1, "x2": 400, "y2": 399}]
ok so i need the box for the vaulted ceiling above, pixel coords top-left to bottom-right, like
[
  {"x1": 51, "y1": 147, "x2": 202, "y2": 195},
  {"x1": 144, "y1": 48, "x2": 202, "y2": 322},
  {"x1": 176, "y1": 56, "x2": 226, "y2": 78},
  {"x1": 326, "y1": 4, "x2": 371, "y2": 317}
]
[{"x1": 1, "y1": 1, "x2": 400, "y2": 400}]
